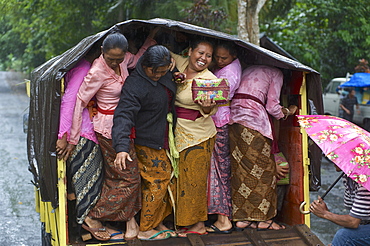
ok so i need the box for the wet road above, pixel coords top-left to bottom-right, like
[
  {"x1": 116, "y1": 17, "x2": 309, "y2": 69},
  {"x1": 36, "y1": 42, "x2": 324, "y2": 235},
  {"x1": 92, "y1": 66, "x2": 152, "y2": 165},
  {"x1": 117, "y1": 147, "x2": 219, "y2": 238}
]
[
  {"x1": 309, "y1": 158, "x2": 345, "y2": 245},
  {"x1": 0, "y1": 72, "x2": 40, "y2": 246},
  {"x1": 0, "y1": 71, "x2": 344, "y2": 245}
]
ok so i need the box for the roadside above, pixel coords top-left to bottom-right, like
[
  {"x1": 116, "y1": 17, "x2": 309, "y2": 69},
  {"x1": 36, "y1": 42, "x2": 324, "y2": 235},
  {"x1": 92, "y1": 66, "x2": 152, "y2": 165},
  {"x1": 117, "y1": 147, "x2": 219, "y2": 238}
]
[{"x1": 0, "y1": 71, "x2": 41, "y2": 246}]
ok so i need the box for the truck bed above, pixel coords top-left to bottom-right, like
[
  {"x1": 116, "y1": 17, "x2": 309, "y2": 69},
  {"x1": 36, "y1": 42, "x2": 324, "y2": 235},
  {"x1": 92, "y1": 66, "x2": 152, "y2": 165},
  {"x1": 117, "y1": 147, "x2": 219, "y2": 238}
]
[{"x1": 70, "y1": 224, "x2": 324, "y2": 246}]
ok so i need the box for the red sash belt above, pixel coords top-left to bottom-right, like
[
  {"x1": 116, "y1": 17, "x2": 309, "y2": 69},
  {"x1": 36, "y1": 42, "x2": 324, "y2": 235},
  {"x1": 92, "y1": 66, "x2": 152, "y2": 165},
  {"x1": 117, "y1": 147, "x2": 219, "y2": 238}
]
[
  {"x1": 97, "y1": 106, "x2": 115, "y2": 115},
  {"x1": 233, "y1": 93, "x2": 265, "y2": 106},
  {"x1": 175, "y1": 106, "x2": 202, "y2": 121},
  {"x1": 96, "y1": 106, "x2": 135, "y2": 139}
]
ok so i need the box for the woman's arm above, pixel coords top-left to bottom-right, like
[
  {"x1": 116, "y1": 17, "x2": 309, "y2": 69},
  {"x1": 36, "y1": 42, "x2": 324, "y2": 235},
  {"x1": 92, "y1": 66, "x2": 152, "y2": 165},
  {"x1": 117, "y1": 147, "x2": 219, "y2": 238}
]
[{"x1": 70, "y1": 69, "x2": 102, "y2": 145}]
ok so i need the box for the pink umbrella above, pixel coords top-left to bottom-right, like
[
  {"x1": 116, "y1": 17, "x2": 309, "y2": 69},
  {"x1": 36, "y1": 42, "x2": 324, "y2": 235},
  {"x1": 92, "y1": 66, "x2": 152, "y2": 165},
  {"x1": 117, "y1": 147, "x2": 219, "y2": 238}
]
[{"x1": 297, "y1": 115, "x2": 370, "y2": 192}]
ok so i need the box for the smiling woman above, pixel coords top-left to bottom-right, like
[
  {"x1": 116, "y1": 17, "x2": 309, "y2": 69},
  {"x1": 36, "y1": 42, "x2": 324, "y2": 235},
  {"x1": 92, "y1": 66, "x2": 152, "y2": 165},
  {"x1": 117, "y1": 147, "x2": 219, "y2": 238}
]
[{"x1": 167, "y1": 38, "x2": 219, "y2": 237}]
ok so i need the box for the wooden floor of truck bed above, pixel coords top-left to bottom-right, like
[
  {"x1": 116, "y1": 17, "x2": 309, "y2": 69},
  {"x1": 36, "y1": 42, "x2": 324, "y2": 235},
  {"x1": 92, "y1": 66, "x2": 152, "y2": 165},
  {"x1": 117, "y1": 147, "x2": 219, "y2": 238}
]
[{"x1": 72, "y1": 224, "x2": 324, "y2": 246}]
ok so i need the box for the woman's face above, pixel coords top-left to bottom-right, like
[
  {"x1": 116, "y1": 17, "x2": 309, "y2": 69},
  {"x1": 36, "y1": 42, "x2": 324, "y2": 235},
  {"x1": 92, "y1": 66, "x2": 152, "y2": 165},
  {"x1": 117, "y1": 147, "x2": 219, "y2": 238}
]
[
  {"x1": 102, "y1": 47, "x2": 126, "y2": 70},
  {"x1": 143, "y1": 65, "x2": 170, "y2": 81},
  {"x1": 188, "y1": 42, "x2": 213, "y2": 72},
  {"x1": 214, "y1": 46, "x2": 235, "y2": 69}
]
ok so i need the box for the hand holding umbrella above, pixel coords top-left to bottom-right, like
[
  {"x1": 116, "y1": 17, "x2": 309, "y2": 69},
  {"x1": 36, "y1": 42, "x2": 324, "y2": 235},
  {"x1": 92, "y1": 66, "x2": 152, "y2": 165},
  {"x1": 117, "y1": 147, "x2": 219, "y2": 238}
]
[
  {"x1": 299, "y1": 172, "x2": 344, "y2": 214},
  {"x1": 309, "y1": 196, "x2": 329, "y2": 218},
  {"x1": 297, "y1": 115, "x2": 370, "y2": 214}
]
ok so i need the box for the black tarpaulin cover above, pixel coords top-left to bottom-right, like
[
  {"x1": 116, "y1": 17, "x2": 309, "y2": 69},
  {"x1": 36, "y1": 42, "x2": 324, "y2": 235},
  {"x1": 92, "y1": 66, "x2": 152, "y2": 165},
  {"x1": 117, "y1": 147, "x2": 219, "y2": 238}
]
[{"x1": 27, "y1": 18, "x2": 323, "y2": 208}]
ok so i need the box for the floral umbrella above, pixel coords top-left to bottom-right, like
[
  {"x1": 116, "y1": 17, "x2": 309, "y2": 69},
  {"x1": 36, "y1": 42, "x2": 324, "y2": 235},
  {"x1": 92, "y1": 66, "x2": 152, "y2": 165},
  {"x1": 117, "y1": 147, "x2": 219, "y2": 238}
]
[{"x1": 297, "y1": 115, "x2": 370, "y2": 191}]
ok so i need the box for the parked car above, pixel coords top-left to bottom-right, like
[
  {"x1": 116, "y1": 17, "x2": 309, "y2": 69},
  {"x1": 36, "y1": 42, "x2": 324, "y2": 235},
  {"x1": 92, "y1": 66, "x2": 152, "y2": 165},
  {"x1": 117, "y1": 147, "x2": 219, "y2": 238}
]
[{"x1": 323, "y1": 73, "x2": 370, "y2": 130}]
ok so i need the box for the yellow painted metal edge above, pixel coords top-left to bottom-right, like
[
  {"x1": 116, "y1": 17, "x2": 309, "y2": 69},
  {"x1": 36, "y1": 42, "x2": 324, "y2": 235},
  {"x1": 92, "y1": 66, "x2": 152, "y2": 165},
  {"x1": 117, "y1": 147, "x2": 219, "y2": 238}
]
[
  {"x1": 35, "y1": 187, "x2": 40, "y2": 213},
  {"x1": 57, "y1": 158, "x2": 68, "y2": 245},
  {"x1": 26, "y1": 79, "x2": 31, "y2": 97},
  {"x1": 299, "y1": 72, "x2": 311, "y2": 227}
]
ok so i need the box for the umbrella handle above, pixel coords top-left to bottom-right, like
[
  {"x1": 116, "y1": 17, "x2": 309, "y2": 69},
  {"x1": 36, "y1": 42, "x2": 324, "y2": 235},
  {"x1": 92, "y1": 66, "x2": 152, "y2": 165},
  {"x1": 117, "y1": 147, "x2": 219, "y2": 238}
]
[
  {"x1": 299, "y1": 172, "x2": 344, "y2": 215},
  {"x1": 299, "y1": 201, "x2": 310, "y2": 214}
]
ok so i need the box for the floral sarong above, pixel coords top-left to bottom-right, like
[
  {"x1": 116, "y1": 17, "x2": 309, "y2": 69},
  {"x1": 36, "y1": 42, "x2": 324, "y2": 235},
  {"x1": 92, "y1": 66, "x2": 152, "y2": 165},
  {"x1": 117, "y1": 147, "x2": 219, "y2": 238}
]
[{"x1": 207, "y1": 125, "x2": 232, "y2": 218}]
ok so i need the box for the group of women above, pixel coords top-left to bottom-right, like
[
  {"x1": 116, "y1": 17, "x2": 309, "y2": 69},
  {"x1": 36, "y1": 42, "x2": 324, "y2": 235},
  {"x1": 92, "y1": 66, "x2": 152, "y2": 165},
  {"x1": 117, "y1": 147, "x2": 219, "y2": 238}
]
[{"x1": 56, "y1": 27, "x2": 296, "y2": 242}]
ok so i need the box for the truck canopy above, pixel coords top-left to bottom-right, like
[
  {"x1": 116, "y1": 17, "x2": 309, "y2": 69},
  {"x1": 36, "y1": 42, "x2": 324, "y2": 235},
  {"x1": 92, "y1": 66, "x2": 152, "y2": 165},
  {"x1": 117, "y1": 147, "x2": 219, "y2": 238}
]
[{"x1": 27, "y1": 18, "x2": 322, "y2": 209}]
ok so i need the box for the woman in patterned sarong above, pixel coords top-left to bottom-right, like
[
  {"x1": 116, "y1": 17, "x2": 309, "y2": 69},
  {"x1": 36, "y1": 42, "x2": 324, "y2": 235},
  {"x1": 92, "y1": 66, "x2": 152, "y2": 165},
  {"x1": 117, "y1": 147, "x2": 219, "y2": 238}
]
[
  {"x1": 206, "y1": 42, "x2": 241, "y2": 234},
  {"x1": 70, "y1": 30, "x2": 156, "y2": 241},
  {"x1": 207, "y1": 42, "x2": 242, "y2": 233},
  {"x1": 170, "y1": 39, "x2": 218, "y2": 237},
  {"x1": 113, "y1": 45, "x2": 177, "y2": 240},
  {"x1": 56, "y1": 50, "x2": 103, "y2": 228},
  {"x1": 229, "y1": 65, "x2": 295, "y2": 230}
]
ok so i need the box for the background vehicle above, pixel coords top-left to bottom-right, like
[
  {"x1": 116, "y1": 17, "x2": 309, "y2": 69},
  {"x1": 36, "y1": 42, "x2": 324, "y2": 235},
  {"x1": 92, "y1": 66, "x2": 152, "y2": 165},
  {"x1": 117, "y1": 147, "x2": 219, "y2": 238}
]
[
  {"x1": 27, "y1": 18, "x2": 324, "y2": 245},
  {"x1": 323, "y1": 73, "x2": 370, "y2": 130}
]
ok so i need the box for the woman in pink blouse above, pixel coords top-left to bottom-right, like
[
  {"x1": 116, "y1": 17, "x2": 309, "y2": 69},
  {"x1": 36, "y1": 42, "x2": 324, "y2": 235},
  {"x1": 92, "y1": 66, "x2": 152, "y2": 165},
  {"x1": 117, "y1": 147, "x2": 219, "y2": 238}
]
[
  {"x1": 229, "y1": 65, "x2": 295, "y2": 231},
  {"x1": 55, "y1": 48, "x2": 103, "y2": 238},
  {"x1": 70, "y1": 30, "x2": 156, "y2": 242},
  {"x1": 207, "y1": 42, "x2": 241, "y2": 234}
]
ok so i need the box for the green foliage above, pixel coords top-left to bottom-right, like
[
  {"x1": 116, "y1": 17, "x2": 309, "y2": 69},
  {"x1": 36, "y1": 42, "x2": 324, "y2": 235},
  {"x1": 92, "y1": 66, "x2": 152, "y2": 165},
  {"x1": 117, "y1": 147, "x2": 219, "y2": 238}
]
[
  {"x1": 2, "y1": 0, "x2": 369, "y2": 86},
  {"x1": 261, "y1": 0, "x2": 370, "y2": 86},
  {"x1": 182, "y1": 0, "x2": 227, "y2": 31},
  {"x1": 0, "y1": 0, "x2": 234, "y2": 72}
]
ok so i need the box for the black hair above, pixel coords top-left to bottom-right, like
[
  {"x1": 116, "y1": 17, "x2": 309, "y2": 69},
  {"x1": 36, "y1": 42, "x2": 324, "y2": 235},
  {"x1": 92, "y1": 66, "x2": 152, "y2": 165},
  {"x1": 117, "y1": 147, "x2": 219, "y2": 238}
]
[
  {"x1": 102, "y1": 31, "x2": 128, "y2": 53},
  {"x1": 141, "y1": 45, "x2": 171, "y2": 72},
  {"x1": 189, "y1": 38, "x2": 214, "y2": 50},
  {"x1": 216, "y1": 41, "x2": 238, "y2": 57}
]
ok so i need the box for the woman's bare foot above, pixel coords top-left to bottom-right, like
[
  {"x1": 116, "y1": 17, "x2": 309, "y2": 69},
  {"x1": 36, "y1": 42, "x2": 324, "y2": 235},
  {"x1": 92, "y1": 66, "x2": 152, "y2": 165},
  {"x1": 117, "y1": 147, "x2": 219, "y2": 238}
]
[
  {"x1": 256, "y1": 220, "x2": 285, "y2": 230},
  {"x1": 83, "y1": 216, "x2": 110, "y2": 240},
  {"x1": 177, "y1": 221, "x2": 207, "y2": 237},
  {"x1": 105, "y1": 225, "x2": 125, "y2": 241},
  {"x1": 235, "y1": 221, "x2": 257, "y2": 229},
  {"x1": 155, "y1": 222, "x2": 177, "y2": 237},
  {"x1": 206, "y1": 215, "x2": 232, "y2": 232},
  {"x1": 125, "y1": 218, "x2": 139, "y2": 240},
  {"x1": 138, "y1": 229, "x2": 169, "y2": 240}
]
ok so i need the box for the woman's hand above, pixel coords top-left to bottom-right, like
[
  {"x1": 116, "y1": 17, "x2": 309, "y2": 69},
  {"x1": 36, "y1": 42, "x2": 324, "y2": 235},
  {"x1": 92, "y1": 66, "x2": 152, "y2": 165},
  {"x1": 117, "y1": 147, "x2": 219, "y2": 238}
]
[
  {"x1": 276, "y1": 163, "x2": 289, "y2": 179},
  {"x1": 169, "y1": 58, "x2": 176, "y2": 72},
  {"x1": 173, "y1": 72, "x2": 186, "y2": 83},
  {"x1": 282, "y1": 105, "x2": 298, "y2": 119},
  {"x1": 288, "y1": 105, "x2": 298, "y2": 115},
  {"x1": 197, "y1": 94, "x2": 216, "y2": 114},
  {"x1": 148, "y1": 27, "x2": 161, "y2": 40},
  {"x1": 114, "y1": 152, "x2": 132, "y2": 170},
  {"x1": 56, "y1": 134, "x2": 75, "y2": 161}
]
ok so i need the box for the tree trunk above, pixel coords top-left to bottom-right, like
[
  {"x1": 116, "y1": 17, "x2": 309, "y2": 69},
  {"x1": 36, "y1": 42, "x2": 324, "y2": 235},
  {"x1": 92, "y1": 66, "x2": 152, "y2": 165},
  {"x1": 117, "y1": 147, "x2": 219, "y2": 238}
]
[
  {"x1": 238, "y1": 0, "x2": 248, "y2": 42},
  {"x1": 238, "y1": 0, "x2": 267, "y2": 46}
]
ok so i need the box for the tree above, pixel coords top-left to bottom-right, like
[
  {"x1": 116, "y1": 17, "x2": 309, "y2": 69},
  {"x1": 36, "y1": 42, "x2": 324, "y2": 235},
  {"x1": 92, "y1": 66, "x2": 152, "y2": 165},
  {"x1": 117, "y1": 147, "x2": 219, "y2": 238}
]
[
  {"x1": 262, "y1": 0, "x2": 370, "y2": 84},
  {"x1": 238, "y1": 0, "x2": 267, "y2": 45},
  {"x1": 183, "y1": 0, "x2": 227, "y2": 31}
]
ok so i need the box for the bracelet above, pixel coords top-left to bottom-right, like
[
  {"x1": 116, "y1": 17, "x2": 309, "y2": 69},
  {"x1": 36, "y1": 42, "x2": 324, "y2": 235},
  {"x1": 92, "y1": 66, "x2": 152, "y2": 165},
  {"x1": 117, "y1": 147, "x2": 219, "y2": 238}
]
[{"x1": 283, "y1": 107, "x2": 290, "y2": 115}]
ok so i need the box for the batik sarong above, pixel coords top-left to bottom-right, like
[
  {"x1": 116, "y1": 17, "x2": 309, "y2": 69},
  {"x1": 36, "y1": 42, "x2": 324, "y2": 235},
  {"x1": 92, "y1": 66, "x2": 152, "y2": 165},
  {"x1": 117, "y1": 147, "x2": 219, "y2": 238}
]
[
  {"x1": 68, "y1": 136, "x2": 103, "y2": 224},
  {"x1": 88, "y1": 133, "x2": 141, "y2": 221},
  {"x1": 229, "y1": 124, "x2": 277, "y2": 221},
  {"x1": 135, "y1": 145, "x2": 174, "y2": 231},
  {"x1": 207, "y1": 125, "x2": 232, "y2": 218},
  {"x1": 176, "y1": 137, "x2": 215, "y2": 226}
]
